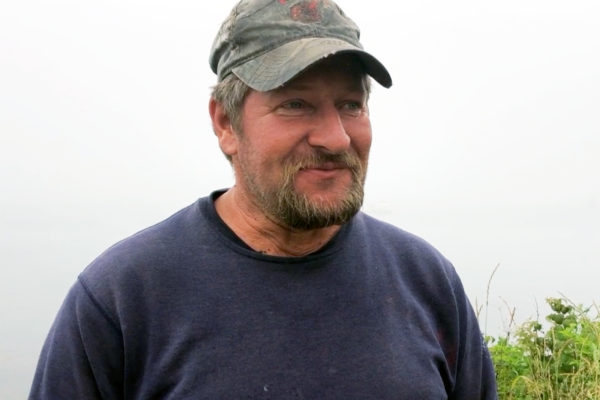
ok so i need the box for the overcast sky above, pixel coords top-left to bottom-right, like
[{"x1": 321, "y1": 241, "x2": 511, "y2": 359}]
[
  {"x1": 1, "y1": 1, "x2": 599, "y2": 210},
  {"x1": 1, "y1": 0, "x2": 599, "y2": 397}
]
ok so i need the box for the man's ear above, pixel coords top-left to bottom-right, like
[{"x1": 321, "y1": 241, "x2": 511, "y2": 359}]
[{"x1": 209, "y1": 98, "x2": 238, "y2": 158}]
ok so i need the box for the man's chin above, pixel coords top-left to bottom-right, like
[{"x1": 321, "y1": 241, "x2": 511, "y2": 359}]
[
  {"x1": 294, "y1": 168, "x2": 354, "y2": 192},
  {"x1": 279, "y1": 208, "x2": 360, "y2": 230},
  {"x1": 276, "y1": 189, "x2": 363, "y2": 230},
  {"x1": 301, "y1": 190, "x2": 351, "y2": 206}
]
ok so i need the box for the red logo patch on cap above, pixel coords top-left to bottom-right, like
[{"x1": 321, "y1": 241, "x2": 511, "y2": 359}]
[{"x1": 291, "y1": 0, "x2": 322, "y2": 23}]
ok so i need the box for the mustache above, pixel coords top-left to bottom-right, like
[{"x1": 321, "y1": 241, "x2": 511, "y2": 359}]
[{"x1": 284, "y1": 152, "x2": 362, "y2": 172}]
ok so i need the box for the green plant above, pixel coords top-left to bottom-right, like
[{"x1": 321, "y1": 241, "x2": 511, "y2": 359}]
[{"x1": 487, "y1": 297, "x2": 600, "y2": 399}]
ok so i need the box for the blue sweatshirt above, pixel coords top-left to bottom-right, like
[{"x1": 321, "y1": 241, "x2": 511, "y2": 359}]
[{"x1": 30, "y1": 191, "x2": 497, "y2": 399}]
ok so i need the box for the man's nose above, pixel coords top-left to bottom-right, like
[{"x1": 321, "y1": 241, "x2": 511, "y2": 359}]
[{"x1": 307, "y1": 107, "x2": 351, "y2": 154}]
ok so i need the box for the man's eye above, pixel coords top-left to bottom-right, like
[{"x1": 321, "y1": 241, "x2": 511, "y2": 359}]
[
  {"x1": 343, "y1": 102, "x2": 362, "y2": 111},
  {"x1": 284, "y1": 101, "x2": 304, "y2": 109}
]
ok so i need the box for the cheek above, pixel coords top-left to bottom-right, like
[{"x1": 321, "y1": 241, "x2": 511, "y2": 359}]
[
  {"x1": 237, "y1": 140, "x2": 280, "y2": 178},
  {"x1": 255, "y1": 135, "x2": 301, "y2": 167},
  {"x1": 240, "y1": 120, "x2": 295, "y2": 163},
  {"x1": 235, "y1": 139, "x2": 262, "y2": 177},
  {"x1": 348, "y1": 122, "x2": 372, "y2": 158}
]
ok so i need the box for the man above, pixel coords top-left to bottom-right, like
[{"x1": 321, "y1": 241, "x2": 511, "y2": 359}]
[{"x1": 30, "y1": 0, "x2": 497, "y2": 398}]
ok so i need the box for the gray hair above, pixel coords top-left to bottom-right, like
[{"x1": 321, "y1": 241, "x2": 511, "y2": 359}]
[
  {"x1": 210, "y1": 72, "x2": 372, "y2": 163},
  {"x1": 210, "y1": 74, "x2": 250, "y2": 163}
]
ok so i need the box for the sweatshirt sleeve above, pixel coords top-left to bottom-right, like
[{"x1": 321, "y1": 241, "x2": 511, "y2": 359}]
[
  {"x1": 29, "y1": 279, "x2": 124, "y2": 400},
  {"x1": 448, "y1": 269, "x2": 498, "y2": 400}
]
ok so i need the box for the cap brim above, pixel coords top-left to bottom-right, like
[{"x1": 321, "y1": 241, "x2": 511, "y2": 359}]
[{"x1": 232, "y1": 37, "x2": 392, "y2": 92}]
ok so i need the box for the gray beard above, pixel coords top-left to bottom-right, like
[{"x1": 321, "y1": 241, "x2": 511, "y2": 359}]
[{"x1": 241, "y1": 153, "x2": 366, "y2": 230}]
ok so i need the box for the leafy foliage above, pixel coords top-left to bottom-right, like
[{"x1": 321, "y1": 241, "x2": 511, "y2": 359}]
[{"x1": 486, "y1": 297, "x2": 600, "y2": 399}]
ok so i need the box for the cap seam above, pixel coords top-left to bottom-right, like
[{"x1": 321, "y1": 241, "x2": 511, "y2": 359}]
[
  {"x1": 236, "y1": 1, "x2": 273, "y2": 20},
  {"x1": 228, "y1": 2, "x2": 242, "y2": 50}
]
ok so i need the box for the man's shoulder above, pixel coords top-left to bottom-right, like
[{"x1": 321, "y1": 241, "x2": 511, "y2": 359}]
[
  {"x1": 352, "y1": 211, "x2": 455, "y2": 279},
  {"x1": 354, "y1": 211, "x2": 442, "y2": 254},
  {"x1": 79, "y1": 199, "x2": 207, "y2": 288}
]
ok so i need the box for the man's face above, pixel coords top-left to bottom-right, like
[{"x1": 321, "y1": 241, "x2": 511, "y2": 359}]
[{"x1": 232, "y1": 55, "x2": 372, "y2": 230}]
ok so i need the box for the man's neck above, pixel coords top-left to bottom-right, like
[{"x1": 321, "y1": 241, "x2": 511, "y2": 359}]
[{"x1": 214, "y1": 187, "x2": 341, "y2": 257}]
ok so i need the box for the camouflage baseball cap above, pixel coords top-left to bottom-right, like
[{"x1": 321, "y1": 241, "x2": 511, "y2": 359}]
[{"x1": 209, "y1": 0, "x2": 392, "y2": 91}]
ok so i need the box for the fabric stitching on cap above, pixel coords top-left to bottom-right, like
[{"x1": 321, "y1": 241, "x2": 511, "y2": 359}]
[{"x1": 228, "y1": 3, "x2": 241, "y2": 47}]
